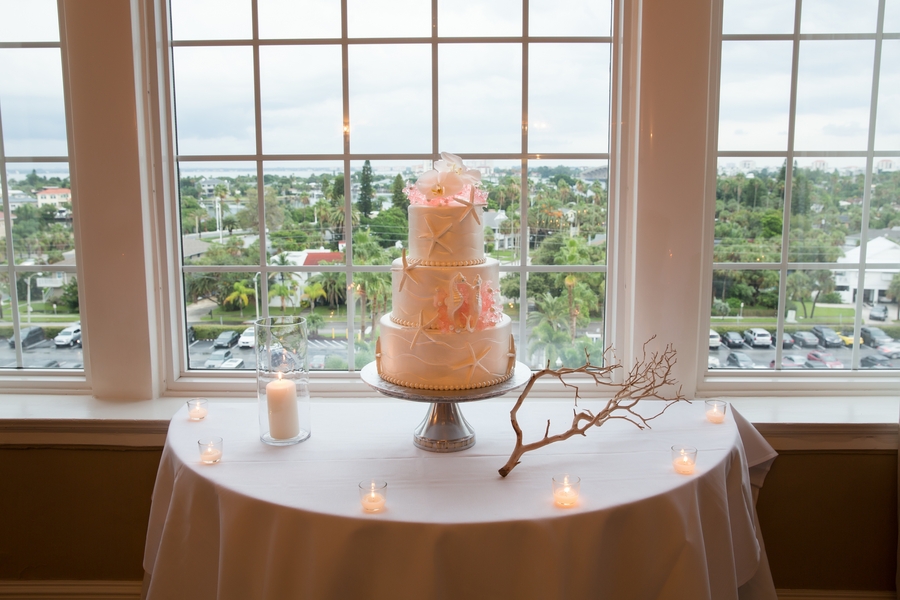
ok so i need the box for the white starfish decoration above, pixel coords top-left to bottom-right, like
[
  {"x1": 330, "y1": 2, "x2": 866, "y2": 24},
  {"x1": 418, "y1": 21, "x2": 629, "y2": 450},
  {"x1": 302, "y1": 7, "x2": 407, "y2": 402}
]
[
  {"x1": 417, "y1": 215, "x2": 453, "y2": 258},
  {"x1": 393, "y1": 248, "x2": 420, "y2": 292},
  {"x1": 451, "y1": 343, "x2": 492, "y2": 385},
  {"x1": 455, "y1": 185, "x2": 481, "y2": 225},
  {"x1": 409, "y1": 310, "x2": 439, "y2": 349},
  {"x1": 506, "y1": 334, "x2": 517, "y2": 375}
]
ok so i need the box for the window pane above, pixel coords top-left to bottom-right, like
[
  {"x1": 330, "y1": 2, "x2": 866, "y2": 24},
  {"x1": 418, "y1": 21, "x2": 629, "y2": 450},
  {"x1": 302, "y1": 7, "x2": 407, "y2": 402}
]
[
  {"x1": 0, "y1": 270, "x2": 80, "y2": 370},
  {"x1": 351, "y1": 272, "x2": 391, "y2": 369},
  {"x1": 264, "y1": 160, "x2": 347, "y2": 264},
  {"x1": 529, "y1": 0, "x2": 612, "y2": 37},
  {"x1": 179, "y1": 162, "x2": 259, "y2": 264},
  {"x1": 185, "y1": 270, "x2": 259, "y2": 369},
  {"x1": 800, "y1": 0, "x2": 879, "y2": 33},
  {"x1": 439, "y1": 44, "x2": 521, "y2": 153},
  {"x1": 722, "y1": 0, "x2": 794, "y2": 35},
  {"x1": 525, "y1": 271, "x2": 605, "y2": 369},
  {"x1": 528, "y1": 44, "x2": 610, "y2": 154},
  {"x1": 867, "y1": 158, "x2": 900, "y2": 250},
  {"x1": 526, "y1": 160, "x2": 608, "y2": 265},
  {"x1": 258, "y1": 0, "x2": 341, "y2": 39},
  {"x1": 718, "y1": 41, "x2": 792, "y2": 152},
  {"x1": 348, "y1": 45, "x2": 431, "y2": 154},
  {"x1": 790, "y1": 158, "x2": 862, "y2": 263},
  {"x1": 438, "y1": 0, "x2": 521, "y2": 37},
  {"x1": 347, "y1": 0, "x2": 430, "y2": 38},
  {"x1": 350, "y1": 159, "x2": 415, "y2": 266},
  {"x1": 0, "y1": 0, "x2": 59, "y2": 42},
  {"x1": 260, "y1": 45, "x2": 343, "y2": 155},
  {"x1": 710, "y1": 269, "x2": 779, "y2": 370},
  {"x1": 886, "y1": 0, "x2": 900, "y2": 33},
  {"x1": 794, "y1": 40, "x2": 874, "y2": 152},
  {"x1": 875, "y1": 40, "x2": 900, "y2": 151},
  {"x1": 170, "y1": 0, "x2": 251, "y2": 40},
  {"x1": 5, "y1": 162, "x2": 74, "y2": 266},
  {"x1": 172, "y1": 47, "x2": 256, "y2": 156},
  {"x1": 483, "y1": 159, "x2": 523, "y2": 266},
  {"x1": 0, "y1": 48, "x2": 67, "y2": 157},
  {"x1": 713, "y1": 159, "x2": 786, "y2": 264}
]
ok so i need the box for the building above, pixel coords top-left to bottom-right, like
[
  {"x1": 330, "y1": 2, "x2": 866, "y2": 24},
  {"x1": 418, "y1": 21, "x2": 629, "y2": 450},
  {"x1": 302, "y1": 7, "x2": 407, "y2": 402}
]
[
  {"x1": 35, "y1": 187, "x2": 72, "y2": 207},
  {"x1": 835, "y1": 236, "x2": 900, "y2": 303}
]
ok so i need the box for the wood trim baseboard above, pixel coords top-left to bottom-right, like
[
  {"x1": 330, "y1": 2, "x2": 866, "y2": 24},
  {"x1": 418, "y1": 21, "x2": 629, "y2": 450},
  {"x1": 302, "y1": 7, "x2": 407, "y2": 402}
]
[
  {"x1": 0, "y1": 580, "x2": 142, "y2": 599},
  {"x1": 777, "y1": 590, "x2": 897, "y2": 600}
]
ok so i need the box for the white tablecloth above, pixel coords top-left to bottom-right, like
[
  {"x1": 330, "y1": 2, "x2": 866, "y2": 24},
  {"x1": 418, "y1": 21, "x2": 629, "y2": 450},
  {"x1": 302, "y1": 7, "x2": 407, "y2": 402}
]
[{"x1": 143, "y1": 399, "x2": 776, "y2": 600}]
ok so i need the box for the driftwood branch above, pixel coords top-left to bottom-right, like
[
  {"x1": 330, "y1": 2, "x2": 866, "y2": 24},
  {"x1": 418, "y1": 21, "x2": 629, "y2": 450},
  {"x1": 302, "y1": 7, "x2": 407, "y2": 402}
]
[{"x1": 498, "y1": 338, "x2": 686, "y2": 477}]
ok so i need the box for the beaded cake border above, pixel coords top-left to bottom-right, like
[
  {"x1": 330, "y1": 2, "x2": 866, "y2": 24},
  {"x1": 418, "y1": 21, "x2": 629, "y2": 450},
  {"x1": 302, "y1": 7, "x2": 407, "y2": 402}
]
[
  {"x1": 410, "y1": 258, "x2": 486, "y2": 267},
  {"x1": 376, "y1": 370, "x2": 514, "y2": 391},
  {"x1": 389, "y1": 315, "x2": 442, "y2": 329}
]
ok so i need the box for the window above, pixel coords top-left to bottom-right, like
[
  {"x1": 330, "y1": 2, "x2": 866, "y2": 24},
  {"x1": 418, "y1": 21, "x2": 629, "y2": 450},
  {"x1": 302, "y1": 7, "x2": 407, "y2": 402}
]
[
  {"x1": 168, "y1": 0, "x2": 613, "y2": 377},
  {"x1": 709, "y1": 0, "x2": 900, "y2": 375},
  {"x1": 0, "y1": 0, "x2": 82, "y2": 371}
]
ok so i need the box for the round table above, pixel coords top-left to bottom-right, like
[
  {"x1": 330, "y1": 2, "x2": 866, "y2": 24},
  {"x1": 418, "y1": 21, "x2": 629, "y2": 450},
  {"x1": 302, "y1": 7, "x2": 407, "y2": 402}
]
[{"x1": 143, "y1": 399, "x2": 773, "y2": 600}]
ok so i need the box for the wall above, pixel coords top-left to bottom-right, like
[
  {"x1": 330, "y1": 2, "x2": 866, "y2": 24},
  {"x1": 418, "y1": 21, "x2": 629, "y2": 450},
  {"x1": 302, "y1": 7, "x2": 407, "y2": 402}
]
[{"x1": 0, "y1": 446, "x2": 895, "y2": 593}]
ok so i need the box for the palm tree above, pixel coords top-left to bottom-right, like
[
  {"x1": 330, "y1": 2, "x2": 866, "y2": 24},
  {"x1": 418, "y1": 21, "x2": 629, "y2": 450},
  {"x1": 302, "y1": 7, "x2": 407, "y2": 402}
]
[
  {"x1": 302, "y1": 282, "x2": 327, "y2": 314},
  {"x1": 786, "y1": 271, "x2": 812, "y2": 318},
  {"x1": 808, "y1": 270, "x2": 835, "y2": 318},
  {"x1": 268, "y1": 282, "x2": 296, "y2": 313},
  {"x1": 310, "y1": 270, "x2": 346, "y2": 309},
  {"x1": 887, "y1": 273, "x2": 900, "y2": 320},
  {"x1": 527, "y1": 292, "x2": 568, "y2": 331},
  {"x1": 224, "y1": 280, "x2": 255, "y2": 317},
  {"x1": 527, "y1": 321, "x2": 571, "y2": 368}
]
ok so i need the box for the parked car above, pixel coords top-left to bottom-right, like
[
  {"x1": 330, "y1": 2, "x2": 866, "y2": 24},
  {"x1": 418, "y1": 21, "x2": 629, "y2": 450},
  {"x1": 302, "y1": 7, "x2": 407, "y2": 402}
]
[
  {"x1": 869, "y1": 304, "x2": 888, "y2": 321},
  {"x1": 791, "y1": 331, "x2": 819, "y2": 348},
  {"x1": 311, "y1": 354, "x2": 326, "y2": 370},
  {"x1": 806, "y1": 350, "x2": 844, "y2": 369},
  {"x1": 720, "y1": 331, "x2": 744, "y2": 348},
  {"x1": 708, "y1": 329, "x2": 721, "y2": 349},
  {"x1": 213, "y1": 330, "x2": 240, "y2": 348},
  {"x1": 54, "y1": 322, "x2": 82, "y2": 347},
  {"x1": 218, "y1": 357, "x2": 245, "y2": 369},
  {"x1": 724, "y1": 351, "x2": 755, "y2": 369},
  {"x1": 238, "y1": 326, "x2": 256, "y2": 348},
  {"x1": 770, "y1": 355, "x2": 807, "y2": 369},
  {"x1": 837, "y1": 330, "x2": 861, "y2": 347},
  {"x1": 861, "y1": 326, "x2": 892, "y2": 347},
  {"x1": 860, "y1": 354, "x2": 892, "y2": 369},
  {"x1": 877, "y1": 342, "x2": 900, "y2": 359},
  {"x1": 708, "y1": 355, "x2": 720, "y2": 369},
  {"x1": 810, "y1": 326, "x2": 843, "y2": 348},
  {"x1": 742, "y1": 328, "x2": 772, "y2": 348},
  {"x1": 204, "y1": 349, "x2": 233, "y2": 368},
  {"x1": 187, "y1": 325, "x2": 196, "y2": 344},
  {"x1": 8, "y1": 326, "x2": 45, "y2": 349},
  {"x1": 781, "y1": 332, "x2": 795, "y2": 349},
  {"x1": 803, "y1": 360, "x2": 830, "y2": 369}
]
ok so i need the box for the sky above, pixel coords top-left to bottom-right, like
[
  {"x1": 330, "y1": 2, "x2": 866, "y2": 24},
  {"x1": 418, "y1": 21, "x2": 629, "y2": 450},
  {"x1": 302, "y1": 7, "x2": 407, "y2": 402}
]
[{"x1": 0, "y1": 0, "x2": 897, "y2": 177}]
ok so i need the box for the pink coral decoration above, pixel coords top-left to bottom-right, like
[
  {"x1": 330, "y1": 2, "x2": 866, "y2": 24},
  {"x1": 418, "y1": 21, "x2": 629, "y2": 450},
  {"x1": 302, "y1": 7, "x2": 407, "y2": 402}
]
[
  {"x1": 432, "y1": 279, "x2": 501, "y2": 333},
  {"x1": 405, "y1": 183, "x2": 488, "y2": 207},
  {"x1": 406, "y1": 152, "x2": 487, "y2": 206}
]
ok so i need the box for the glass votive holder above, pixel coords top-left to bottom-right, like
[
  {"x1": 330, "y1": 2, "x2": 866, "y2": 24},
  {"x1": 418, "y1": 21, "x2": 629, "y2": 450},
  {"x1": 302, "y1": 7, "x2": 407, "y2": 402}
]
[
  {"x1": 705, "y1": 400, "x2": 727, "y2": 424},
  {"x1": 198, "y1": 437, "x2": 223, "y2": 464},
  {"x1": 671, "y1": 445, "x2": 697, "y2": 475},
  {"x1": 187, "y1": 398, "x2": 209, "y2": 421},
  {"x1": 359, "y1": 479, "x2": 387, "y2": 512},
  {"x1": 551, "y1": 474, "x2": 581, "y2": 507}
]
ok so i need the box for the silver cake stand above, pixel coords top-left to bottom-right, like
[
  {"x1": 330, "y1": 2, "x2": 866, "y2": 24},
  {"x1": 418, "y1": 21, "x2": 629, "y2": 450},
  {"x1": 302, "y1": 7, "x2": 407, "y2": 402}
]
[{"x1": 360, "y1": 361, "x2": 532, "y2": 452}]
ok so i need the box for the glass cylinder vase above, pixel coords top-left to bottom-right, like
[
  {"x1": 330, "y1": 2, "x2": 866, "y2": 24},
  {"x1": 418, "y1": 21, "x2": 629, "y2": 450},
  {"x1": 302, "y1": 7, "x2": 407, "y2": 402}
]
[{"x1": 256, "y1": 316, "x2": 311, "y2": 445}]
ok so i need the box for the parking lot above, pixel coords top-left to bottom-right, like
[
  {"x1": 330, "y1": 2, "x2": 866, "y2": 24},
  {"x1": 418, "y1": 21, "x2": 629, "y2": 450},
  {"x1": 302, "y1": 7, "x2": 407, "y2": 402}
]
[
  {"x1": 709, "y1": 340, "x2": 898, "y2": 370},
  {"x1": 188, "y1": 338, "x2": 349, "y2": 370}
]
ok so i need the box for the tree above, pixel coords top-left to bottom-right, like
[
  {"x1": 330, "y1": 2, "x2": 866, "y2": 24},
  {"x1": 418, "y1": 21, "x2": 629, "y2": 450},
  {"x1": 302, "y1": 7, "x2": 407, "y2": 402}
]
[
  {"x1": 236, "y1": 186, "x2": 284, "y2": 233},
  {"x1": 224, "y1": 280, "x2": 255, "y2": 317},
  {"x1": 60, "y1": 277, "x2": 79, "y2": 311},
  {"x1": 391, "y1": 174, "x2": 408, "y2": 212},
  {"x1": 786, "y1": 271, "x2": 812, "y2": 318},
  {"x1": 302, "y1": 282, "x2": 326, "y2": 314},
  {"x1": 310, "y1": 270, "x2": 346, "y2": 309},
  {"x1": 268, "y1": 281, "x2": 296, "y2": 313},
  {"x1": 358, "y1": 160, "x2": 375, "y2": 218},
  {"x1": 369, "y1": 206, "x2": 408, "y2": 248},
  {"x1": 808, "y1": 270, "x2": 835, "y2": 318}
]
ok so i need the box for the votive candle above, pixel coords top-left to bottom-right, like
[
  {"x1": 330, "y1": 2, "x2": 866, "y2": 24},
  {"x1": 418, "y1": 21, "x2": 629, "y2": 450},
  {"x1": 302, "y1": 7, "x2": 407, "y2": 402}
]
[
  {"x1": 705, "y1": 400, "x2": 727, "y2": 424},
  {"x1": 359, "y1": 480, "x2": 387, "y2": 512},
  {"x1": 198, "y1": 437, "x2": 223, "y2": 464},
  {"x1": 552, "y1": 474, "x2": 581, "y2": 507},
  {"x1": 187, "y1": 398, "x2": 209, "y2": 421},
  {"x1": 671, "y1": 445, "x2": 697, "y2": 475}
]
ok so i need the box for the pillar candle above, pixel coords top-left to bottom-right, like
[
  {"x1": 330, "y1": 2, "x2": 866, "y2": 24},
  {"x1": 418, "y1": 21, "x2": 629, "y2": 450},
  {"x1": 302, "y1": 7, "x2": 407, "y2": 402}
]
[{"x1": 266, "y1": 374, "x2": 300, "y2": 439}]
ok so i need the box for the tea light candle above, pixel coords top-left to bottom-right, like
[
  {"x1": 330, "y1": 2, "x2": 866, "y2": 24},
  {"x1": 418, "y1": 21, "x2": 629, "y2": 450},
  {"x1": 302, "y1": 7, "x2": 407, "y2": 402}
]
[
  {"x1": 551, "y1": 474, "x2": 581, "y2": 507},
  {"x1": 198, "y1": 437, "x2": 223, "y2": 464},
  {"x1": 266, "y1": 373, "x2": 300, "y2": 440},
  {"x1": 359, "y1": 480, "x2": 387, "y2": 512},
  {"x1": 187, "y1": 398, "x2": 208, "y2": 421},
  {"x1": 705, "y1": 400, "x2": 727, "y2": 424},
  {"x1": 671, "y1": 445, "x2": 697, "y2": 475}
]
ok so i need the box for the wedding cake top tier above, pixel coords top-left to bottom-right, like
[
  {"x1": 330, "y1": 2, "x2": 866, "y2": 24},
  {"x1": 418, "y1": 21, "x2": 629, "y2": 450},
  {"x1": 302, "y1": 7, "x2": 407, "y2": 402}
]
[{"x1": 407, "y1": 204, "x2": 485, "y2": 265}]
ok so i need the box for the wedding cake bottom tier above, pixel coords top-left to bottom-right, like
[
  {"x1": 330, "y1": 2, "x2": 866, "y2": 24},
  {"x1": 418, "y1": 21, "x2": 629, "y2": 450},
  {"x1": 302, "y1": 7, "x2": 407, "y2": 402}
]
[{"x1": 376, "y1": 314, "x2": 515, "y2": 391}]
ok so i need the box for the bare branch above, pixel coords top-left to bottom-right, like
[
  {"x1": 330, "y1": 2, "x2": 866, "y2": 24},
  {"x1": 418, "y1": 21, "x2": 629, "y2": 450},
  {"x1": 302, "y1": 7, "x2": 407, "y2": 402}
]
[{"x1": 498, "y1": 339, "x2": 687, "y2": 477}]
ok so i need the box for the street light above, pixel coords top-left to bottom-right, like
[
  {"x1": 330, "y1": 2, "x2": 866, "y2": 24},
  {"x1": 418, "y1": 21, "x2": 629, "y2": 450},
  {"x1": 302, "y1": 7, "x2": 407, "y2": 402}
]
[
  {"x1": 253, "y1": 271, "x2": 261, "y2": 322},
  {"x1": 24, "y1": 272, "x2": 41, "y2": 325}
]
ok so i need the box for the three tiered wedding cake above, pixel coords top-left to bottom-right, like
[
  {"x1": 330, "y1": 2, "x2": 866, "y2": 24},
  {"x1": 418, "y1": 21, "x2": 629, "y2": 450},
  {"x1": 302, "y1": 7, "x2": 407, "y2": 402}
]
[{"x1": 376, "y1": 153, "x2": 516, "y2": 390}]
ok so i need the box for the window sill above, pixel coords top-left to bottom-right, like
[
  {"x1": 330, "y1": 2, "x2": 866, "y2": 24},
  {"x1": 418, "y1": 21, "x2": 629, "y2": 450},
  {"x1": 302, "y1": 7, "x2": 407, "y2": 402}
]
[{"x1": 0, "y1": 393, "x2": 897, "y2": 450}]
